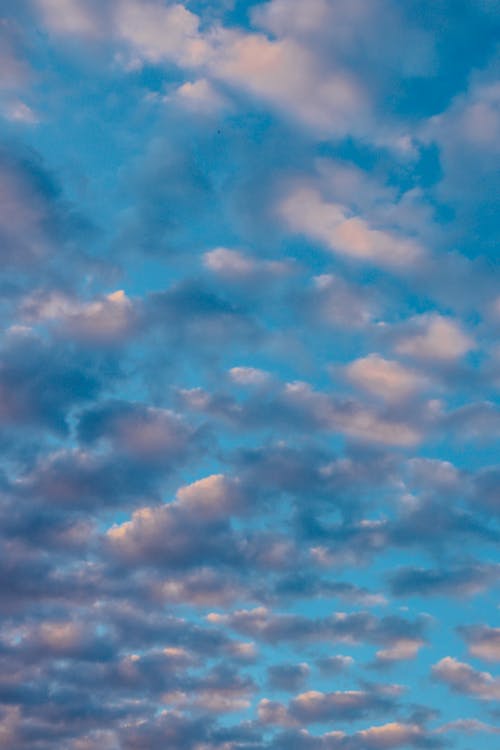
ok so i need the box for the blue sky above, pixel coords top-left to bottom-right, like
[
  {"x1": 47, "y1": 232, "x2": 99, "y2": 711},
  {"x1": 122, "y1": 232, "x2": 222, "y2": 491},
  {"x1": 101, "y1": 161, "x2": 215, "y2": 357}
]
[{"x1": 0, "y1": 1, "x2": 499, "y2": 748}]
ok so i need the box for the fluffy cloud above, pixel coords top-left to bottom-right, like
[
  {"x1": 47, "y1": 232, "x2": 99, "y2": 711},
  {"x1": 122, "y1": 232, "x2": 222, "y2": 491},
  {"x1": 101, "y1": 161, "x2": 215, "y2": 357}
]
[
  {"x1": 433, "y1": 657, "x2": 500, "y2": 700},
  {"x1": 278, "y1": 186, "x2": 424, "y2": 268},
  {"x1": 289, "y1": 686, "x2": 400, "y2": 723},
  {"x1": 169, "y1": 78, "x2": 228, "y2": 114},
  {"x1": 206, "y1": 607, "x2": 427, "y2": 650},
  {"x1": 459, "y1": 625, "x2": 500, "y2": 663},
  {"x1": 115, "y1": 0, "x2": 208, "y2": 67},
  {"x1": 395, "y1": 314, "x2": 474, "y2": 361},
  {"x1": 22, "y1": 290, "x2": 138, "y2": 344},
  {"x1": 106, "y1": 474, "x2": 252, "y2": 566},
  {"x1": 0, "y1": 332, "x2": 100, "y2": 433},
  {"x1": 0, "y1": 1, "x2": 498, "y2": 748},
  {"x1": 345, "y1": 355, "x2": 427, "y2": 401},
  {"x1": 355, "y1": 722, "x2": 426, "y2": 749},
  {"x1": 204, "y1": 247, "x2": 291, "y2": 281},
  {"x1": 306, "y1": 274, "x2": 376, "y2": 329},
  {"x1": 208, "y1": 31, "x2": 365, "y2": 134},
  {"x1": 77, "y1": 400, "x2": 200, "y2": 464}
]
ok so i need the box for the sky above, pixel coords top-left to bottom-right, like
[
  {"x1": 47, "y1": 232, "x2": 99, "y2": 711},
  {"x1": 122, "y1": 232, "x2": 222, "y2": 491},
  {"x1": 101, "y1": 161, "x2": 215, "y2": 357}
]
[{"x1": 0, "y1": 1, "x2": 499, "y2": 748}]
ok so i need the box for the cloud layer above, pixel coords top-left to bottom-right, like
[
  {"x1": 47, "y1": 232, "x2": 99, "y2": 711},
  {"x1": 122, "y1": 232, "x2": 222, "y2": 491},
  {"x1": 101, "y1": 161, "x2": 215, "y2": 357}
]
[{"x1": 0, "y1": 1, "x2": 498, "y2": 748}]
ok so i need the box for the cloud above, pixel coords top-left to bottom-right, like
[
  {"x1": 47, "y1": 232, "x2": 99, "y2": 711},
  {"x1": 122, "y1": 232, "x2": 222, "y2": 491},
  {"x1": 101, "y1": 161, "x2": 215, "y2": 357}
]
[
  {"x1": 423, "y1": 70, "x2": 500, "y2": 256},
  {"x1": 269, "y1": 720, "x2": 432, "y2": 749},
  {"x1": 3, "y1": 100, "x2": 39, "y2": 124},
  {"x1": 22, "y1": 289, "x2": 138, "y2": 344},
  {"x1": 0, "y1": 20, "x2": 31, "y2": 90},
  {"x1": 0, "y1": 147, "x2": 67, "y2": 266},
  {"x1": 17, "y1": 448, "x2": 163, "y2": 510},
  {"x1": 152, "y1": 567, "x2": 252, "y2": 608},
  {"x1": 206, "y1": 607, "x2": 427, "y2": 649},
  {"x1": 267, "y1": 663, "x2": 310, "y2": 692},
  {"x1": 259, "y1": 683, "x2": 404, "y2": 727},
  {"x1": 115, "y1": 0, "x2": 209, "y2": 67},
  {"x1": 35, "y1": 0, "x2": 365, "y2": 136},
  {"x1": 395, "y1": 314, "x2": 474, "y2": 361},
  {"x1": 181, "y1": 378, "x2": 423, "y2": 446},
  {"x1": 355, "y1": 722, "x2": 426, "y2": 749},
  {"x1": 208, "y1": 30, "x2": 365, "y2": 134},
  {"x1": 316, "y1": 655, "x2": 354, "y2": 675},
  {"x1": 437, "y1": 718, "x2": 500, "y2": 734},
  {"x1": 389, "y1": 563, "x2": 500, "y2": 598},
  {"x1": 305, "y1": 274, "x2": 376, "y2": 329},
  {"x1": 443, "y1": 402, "x2": 500, "y2": 441},
  {"x1": 0, "y1": 332, "x2": 100, "y2": 434},
  {"x1": 289, "y1": 686, "x2": 400, "y2": 723},
  {"x1": 77, "y1": 400, "x2": 200, "y2": 465},
  {"x1": 106, "y1": 474, "x2": 250, "y2": 566},
  {"x1": 169, "y1": 78, "x2": 228, "y2": 114},
  {"x1": 282, "y1": 381, "x2": 422, "y2": 446},
  {"x1": 229, "y1": 366, "x2": 272, "y2": 387},
  {"x1": 35, "y1": 0, "x2": 103, "y2": 36},
  {"x1": 143, "y1": 279, "x2": 259, "y2": 357},
  {"x1": 345, "y1": 355, "x2": 428, "y2": 401},
  {"x1": 432, "y1": 657, "x2": 500, "y2": 700},
  {"x1": 0, "y1": 2, "x2": 499, "y2": 748},
  {"x1": 204, "y1": 247, "x2": 291, "y2": 281},
  {"x1": 278, "y1": 185, "x2": 424, "y2": 269},
  {"x1": 458, "y1": 625, "x2": 500, "y2": 663},
  {"x1": 375, "y1": 638, "x2": 425, "y2": 663}
]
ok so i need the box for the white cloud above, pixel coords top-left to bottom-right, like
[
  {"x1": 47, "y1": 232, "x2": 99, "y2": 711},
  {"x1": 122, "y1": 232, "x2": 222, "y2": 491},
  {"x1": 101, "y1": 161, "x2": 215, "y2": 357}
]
[
  {"x1": 208, "y1": 30, "x2": 365, "y2": 133},
  {"x1": 115, "y1": 0, "x2": 209, "y2": 67},
  {"x1": 4, "y1": 100, "x2": 39, "y2": 124},
  {"x1": 35, "y1": 0, "x2": 367, "y2": 136},
  {"x1": 258, "y1": 699, "x2": 298, "y2": 727},
  {"x1": 427, "y1": 79, "x2": 500, "y2": 155},
  {"x1": 229, "y1": 367, "x2": 271, "y2": 386},
  {"x1": 176, "y1": 474, "x2": 242, "y2": 519},
  {"x1": 395, "y1": 314, "x2": 474, "y2": 361},
  {"x1": 279, "y1": 186, "x2": 424, "y2": 268},
  {"x1": 170, "y1": 78, "x2": 228, "y2": 114},
  {"x1": 22, "y1": 289, "x2": 136, "y2": 344},
  {"x1": 311, "y1": 274, "x2": 375, "y2": 328},
  {"x1": 36, "y1": 0, "x2": 101, "y2": 36},
  {"x1": 204, "y1": 248, "x2": 256, "y2": 277},
  {"x1": 345, "y1": 354, "x2": 427, "y2": 401},
  {"x1": 356, "y1": 722, "x2": 424, "y2": 748},
  {"x1": 376, "y1": 638, "x2": 424, "y2": 662},
  {"x1": 252, "y1": 0, "x2": 331, "y2": 38},
  {"x1": 433, "y1": 657, "x2": 500, "y2": 700},
  {"x1": 463, "y1": 626, "x2": 500, "y2": 663},
  {"x1": 284, "y1": 381, "x2": 422, "y2": 446},
  {"x1": 204, "y1": 247, "x2": 291, "y2": 279}
]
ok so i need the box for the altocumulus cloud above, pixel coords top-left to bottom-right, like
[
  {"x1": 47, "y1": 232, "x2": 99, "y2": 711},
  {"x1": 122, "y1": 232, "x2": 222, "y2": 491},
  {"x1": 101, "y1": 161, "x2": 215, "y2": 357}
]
[{"x1": 0, "y1": 0, "x2": 498, "y2": 748}]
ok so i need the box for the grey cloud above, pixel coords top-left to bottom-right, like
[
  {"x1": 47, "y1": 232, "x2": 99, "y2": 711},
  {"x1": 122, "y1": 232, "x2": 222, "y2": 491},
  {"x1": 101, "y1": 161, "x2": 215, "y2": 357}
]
[{"x1": 389, "y1": 563, "x2": 500, "y2": 598}]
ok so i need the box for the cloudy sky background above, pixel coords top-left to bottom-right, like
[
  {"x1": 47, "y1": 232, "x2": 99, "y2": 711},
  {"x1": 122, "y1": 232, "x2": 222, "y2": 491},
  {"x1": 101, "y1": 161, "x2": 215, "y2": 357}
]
[{"x1": 0, "y1": 0, "x2": 499, "y2": 748}]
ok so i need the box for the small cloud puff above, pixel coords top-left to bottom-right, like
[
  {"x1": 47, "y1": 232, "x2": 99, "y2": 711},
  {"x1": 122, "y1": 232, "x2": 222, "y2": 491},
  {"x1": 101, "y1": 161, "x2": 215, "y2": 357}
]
[
  {"x1": 229, "y1": 366, "x2": 271, "y2": 386},
  {"x1": 395, "y1": 314, "x2": 474, "y2": 361},
  {"x1": 204, "y1": 247, "x2": 291, "y2": 280},
  {"x1": 22, "y1": 289, "x2": 137, "y2": 344},
  {"x1": 279, "y1": 186, "x2": 424, "y2": 269},
  {"x1": 170, "y1": 78, "x2": 228, "y2": 114},
  {"x1": 459, "y1": 625, "x2": 500, "y2": 663},
  {"x1": 345, "y1": 354, "x2": 428, "y2": 402},
  {"x1": 433, "y1": 656, "x2": 500, "y2": 700}
]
